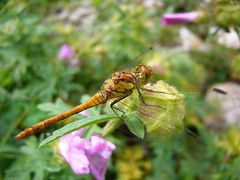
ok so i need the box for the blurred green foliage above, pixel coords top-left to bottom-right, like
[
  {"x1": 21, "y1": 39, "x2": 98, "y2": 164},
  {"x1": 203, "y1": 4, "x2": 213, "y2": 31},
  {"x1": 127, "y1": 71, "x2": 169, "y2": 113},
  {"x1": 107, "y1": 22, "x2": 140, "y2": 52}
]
[
  {"x1": 1, "y1": 0, "x2": 240, "y2": 179},
  {"x1": 213, "y1": 0, "x2": 240, "y2": 28},
  {"x1": 231, "y1": 55, "x2": 240, "y2": 81}
]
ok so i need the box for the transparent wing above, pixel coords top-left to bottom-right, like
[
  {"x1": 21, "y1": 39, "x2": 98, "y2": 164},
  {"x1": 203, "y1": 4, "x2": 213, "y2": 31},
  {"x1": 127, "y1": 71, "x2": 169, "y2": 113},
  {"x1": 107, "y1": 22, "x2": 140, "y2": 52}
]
[
  {"x1": 144, "y1": 49, "x2": 237, "y2": 117},
  {"x1": 116, "y1": 47, "x2": 154, "y2": 72},
  {"x1": 105, "y1": 81, "x2": 186, "y2": 140},
  {"x1": 105, "y1": 81, "x2": 205, "y2": 153},
  {"x1": 138, "y1": 81, "x2": 185, "y2": 141},
  {"x1": 102, "y1": 80, "x2": 210, "y2": 154}
]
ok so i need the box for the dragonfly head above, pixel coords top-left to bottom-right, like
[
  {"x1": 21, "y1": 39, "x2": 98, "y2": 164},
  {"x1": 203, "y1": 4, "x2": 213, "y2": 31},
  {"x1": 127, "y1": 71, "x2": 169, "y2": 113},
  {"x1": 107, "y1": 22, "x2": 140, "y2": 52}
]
[{"x1": 133, "y1": 64, "x2": 153, "y2": 85}]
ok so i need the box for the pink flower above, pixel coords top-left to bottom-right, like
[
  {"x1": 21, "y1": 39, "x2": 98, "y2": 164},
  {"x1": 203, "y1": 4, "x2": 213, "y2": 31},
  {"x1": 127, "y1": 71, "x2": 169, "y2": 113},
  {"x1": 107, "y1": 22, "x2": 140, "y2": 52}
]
[
  {"x1": 59, "y1": 44, "x2": 75, "y2": 61},
  {"x1": 70, "y1": 59, "x2": 79, "y2": 67},
  {"x1": 58, "y1": 129, "x2": 89, "y2": 173},
  {"x1": 79, "y1": 110, "x2": 90, "y2": 117},
  {"x1": 160, "y1": 11, "x2": 200, "y2": 26},
  {"x1": 58, "y1": 129, "x2": 116, "y2": 180},
  {"x1": 153, "y1": 65, "x2": 165, "y2": 75},
  {"x1": 86, "y1": 134, "x2": 116, "y2": 180}
]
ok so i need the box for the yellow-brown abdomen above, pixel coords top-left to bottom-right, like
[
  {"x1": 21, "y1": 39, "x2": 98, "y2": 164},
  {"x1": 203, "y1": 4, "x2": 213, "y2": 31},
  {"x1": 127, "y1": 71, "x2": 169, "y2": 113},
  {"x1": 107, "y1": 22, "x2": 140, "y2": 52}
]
[{"x1": 15, "y1": 92, "x2": 105, "y2": 139}]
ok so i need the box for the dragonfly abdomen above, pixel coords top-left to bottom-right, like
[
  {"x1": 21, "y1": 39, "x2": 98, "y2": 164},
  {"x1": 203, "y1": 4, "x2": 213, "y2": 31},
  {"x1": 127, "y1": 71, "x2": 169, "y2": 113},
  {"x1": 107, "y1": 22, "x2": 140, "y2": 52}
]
[{"x1": 15, "y1": 92, "x2": 106, "y2": 139}]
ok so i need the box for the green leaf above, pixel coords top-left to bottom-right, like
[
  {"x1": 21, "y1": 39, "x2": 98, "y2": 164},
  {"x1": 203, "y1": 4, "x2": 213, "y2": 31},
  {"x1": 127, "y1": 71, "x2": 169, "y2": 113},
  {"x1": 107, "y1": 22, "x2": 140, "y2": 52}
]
[
  {"x1": 81, "y1": 125, "x2": 102, "y2": 140},
  {"x1": 39, "y1": 114, "x2": 116, "y2": 147},
  {"x1": 37, "y1": 99, "x2": 72, "y2": 115},
  {"x1": 123, "y1": 111, "x2": 145, "y2": 139},
  {"x1": 5, "y1": 137, "x2": 56, "y2": 180}
]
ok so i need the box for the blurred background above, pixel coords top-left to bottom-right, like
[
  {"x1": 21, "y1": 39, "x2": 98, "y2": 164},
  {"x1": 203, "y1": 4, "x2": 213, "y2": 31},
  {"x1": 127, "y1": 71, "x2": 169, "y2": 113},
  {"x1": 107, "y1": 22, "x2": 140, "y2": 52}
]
[{"x1": 1, "y1": 0, "x2": 240, "y2": 179}]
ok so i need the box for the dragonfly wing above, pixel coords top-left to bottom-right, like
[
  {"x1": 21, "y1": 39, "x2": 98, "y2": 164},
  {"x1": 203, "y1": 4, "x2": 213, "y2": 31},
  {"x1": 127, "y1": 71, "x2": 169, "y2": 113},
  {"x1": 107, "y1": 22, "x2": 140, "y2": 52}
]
[
  {"x1": 106, "y1": 97, "x2": 146, "y2": 139},
  {"x1": 139, "y1": 81, "x2": 185, "y2": 141},
  {"x1": 106, "y1": 80, "x2": 185, "y2": 141},
  {"x1": 108, "y1": 89, "x2": 199, "y2": 152},
  {"x1": 116, "y1": 47, "x2": 154, "y2": 72},
  {"x1": 104, "y1": 81, "x2": 205, "y2": 152},
  {"x1": 149, "y1": 50, "x2": 236, "y2": 116}
]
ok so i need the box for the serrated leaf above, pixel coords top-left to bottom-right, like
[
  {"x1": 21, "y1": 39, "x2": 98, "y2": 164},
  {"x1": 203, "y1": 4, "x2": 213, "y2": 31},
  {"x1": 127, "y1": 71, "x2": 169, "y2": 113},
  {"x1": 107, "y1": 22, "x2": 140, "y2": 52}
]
[
  {"x1": 124, "y1": 111, "x2": 145, "y2": 139},
  {"x1": 39, "y1": 114, "x2": 116, "y2": 147}
]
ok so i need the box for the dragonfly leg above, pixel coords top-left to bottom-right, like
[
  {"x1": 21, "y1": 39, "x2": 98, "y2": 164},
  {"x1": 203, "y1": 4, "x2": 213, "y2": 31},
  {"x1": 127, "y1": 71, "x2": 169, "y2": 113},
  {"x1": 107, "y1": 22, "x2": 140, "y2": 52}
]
[
  {"x1": 140, "y1": 87, "x2": 173, "y2": 95},
  {"x1": 136, "y1": 87, "x2": 166, "y2": 110},
  {"x1": 110, "y1": 93, "x2": 133, "y2": 121}
]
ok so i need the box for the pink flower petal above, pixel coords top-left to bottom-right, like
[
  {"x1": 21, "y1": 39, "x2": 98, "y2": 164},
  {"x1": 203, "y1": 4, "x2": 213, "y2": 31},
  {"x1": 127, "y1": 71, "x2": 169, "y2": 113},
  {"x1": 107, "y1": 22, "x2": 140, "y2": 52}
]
[
  {"x1": 88, "y1": 135, "x2": 116, "y2": 158},
  {"x1": 79, "y1": 110, "x2": 91, "y2": 117},
  {"x1": 58, "y1": 129, "x2": 85, "y2": 162},
  {"x1": 70, "y1": 59, "x2": 79, "y2": 67},
  {"x1": 161, "y1": 11, "x2": 199, "y2": 26},
  {"x1": 58, "y1": 130, "x2": 116, "y2": 180},
  {"x1": 89, "y1": 156, "x2": 107, "y2": 180},
  {"x1": 59, "y1": 44, "x2": 75, "y2": 61},
  {"x1": 153, "y1": 65, "x2": 165, "y2": 75},
  {"x1": 72, "y1": 136, "x2": 90, "y2": 150},
  {"x1": 86, "y1": 134, "x2": 116, "y2": 180},
  {"x1": 68, "y1": 148, "x2": 90, "y2": 174}
]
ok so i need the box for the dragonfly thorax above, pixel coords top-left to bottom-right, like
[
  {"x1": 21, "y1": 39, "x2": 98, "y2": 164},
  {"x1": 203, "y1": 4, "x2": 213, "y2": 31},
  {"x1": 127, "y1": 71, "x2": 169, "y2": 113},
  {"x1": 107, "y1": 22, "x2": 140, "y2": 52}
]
[{"x1": 133, "y1": 64, "x2": 153, "y2": 85}]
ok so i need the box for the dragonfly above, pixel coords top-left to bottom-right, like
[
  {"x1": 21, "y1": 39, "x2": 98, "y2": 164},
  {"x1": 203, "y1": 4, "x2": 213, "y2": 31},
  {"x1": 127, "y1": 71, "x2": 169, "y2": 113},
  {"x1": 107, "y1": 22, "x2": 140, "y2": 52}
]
[
  {"x1": 15, "y1": 48, "x2": 233, "y2": 140},
  {"x1": 16, "y1": 55, "x2": 171, "y2": 139}
]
